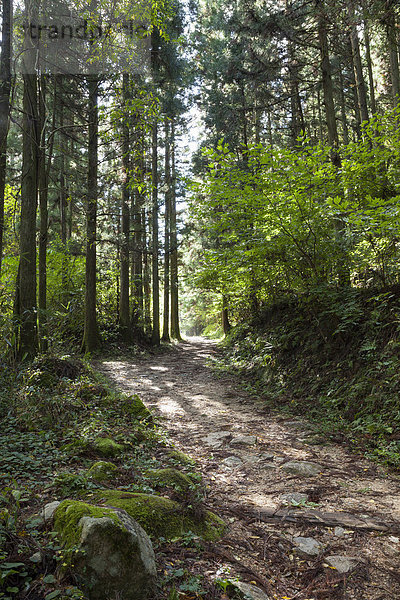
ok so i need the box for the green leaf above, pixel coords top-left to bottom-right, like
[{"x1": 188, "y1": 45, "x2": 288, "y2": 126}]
[{"x1": 45, "y1": 591, "x2": 61, "y2": 600}]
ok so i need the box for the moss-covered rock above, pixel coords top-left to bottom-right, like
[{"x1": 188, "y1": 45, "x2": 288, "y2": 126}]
[
  {"x1": 63, "y1": 438, "x2": 92, "y2": 457},
  {"x1": 146, "y1": 468, "x2": 194, "y2": 492},
  {"x1": 93, "y1": 437, "x2": 124, "y2": 457},
  {"x1": 53, "y1": 500, "x2": 156, "y2": 600},
  {"x1": 63, "y1": 437, "x2": 124, "y2": 459},
  {"x1": 95, "y1": 490, "x2": 225, "y2": 541},
  {"x1": 123, "y1": 394, "x2": 152, "y2": 421},
  {"x1": 87, "y1": 461, "x2": 119, "y2": 483},
  {"x1": 167, "y1": 449, "x2": 195, "y2": 466}
]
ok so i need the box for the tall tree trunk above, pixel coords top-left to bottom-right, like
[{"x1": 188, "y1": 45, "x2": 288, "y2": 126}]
[
  {"x1": 221, "y1": 294, "x2": 231, "y2": 336},
  {"x1": 316, "y1": 0, "x2": 350, "y2": 285},
  {"x1": 131, "y1": 101, "x2": 144, "y2": 332},
  {"x1": 0, "y1": 0, "x2": 12, "y2": 277},
  {"x1": 82, "y1": 76, "x2": 101, "y2": 352},
  {"x1": 151, "y1": 119, "x2": 160, "y2": 345},
  {"x1": 58, "y1": 81, "x2": 68, "y2": 301},
  {"x1": 286, "y1": 0, "x2": 305, "y2": 145},
  {"x1": 338, "y1": 66, "x2": 350, "y2": 145},
  {"x1": 18, "y1": 73, "x2": 39, "y2": 358},
  {"x1": 162, "y1": 118, "x2": 170, "y2": 342},
  {"x1": 347, "y1": 0, "x2": 369, "y2": 124},
  {"x1": 119, "y1": 73, "x2": 130, "y2": 339},
  {"x1": 143, "y1": 207, "x2": 152, "y2": 334},
  {"x1": 315, "y1": 0, "x2": 339, "y2": 161},
  {"x1": 385, "y1": 0, "x2": 400, "y2": 106},
  {"x1": 170, "y1": 120, "x2": 181, "y2": 341},
  {"x1": 38, "y1": 75, "x2": 51, "y2": 351},
  {"x1": 347, "y1": 40, "x2": 362, "y2": 140},
  {"x1": 363, "y1": 6, "x2": 376, "y2": 114}
]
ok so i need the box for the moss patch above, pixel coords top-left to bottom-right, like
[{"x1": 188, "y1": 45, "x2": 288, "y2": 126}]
[
  {"x1": 124, "y1": 394, "x2": 152, "y2": 420},
  {"x1": 87, "y1": 461, "x2": 119, "y2": 483},
  {"x1": 93, "y1": 437, "x2": 124, "y2": 457},
  {"x1": 95, "y1": 490, "x2": 225, "y2": 541},
  {"x1": 167, "y1": 449, "x2": 195, "y2": 466},
  {"x1": 54, "y1": 500, "x2": 120, "y2": 549},
  {"x1": 146, "y1": 468, "x2": 194, "y2": 492}
]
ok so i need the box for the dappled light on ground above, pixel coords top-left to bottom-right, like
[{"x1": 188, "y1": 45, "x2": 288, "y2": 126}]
[{"x1": 97, "y1": 339, "x2": 400, "y2": 600}]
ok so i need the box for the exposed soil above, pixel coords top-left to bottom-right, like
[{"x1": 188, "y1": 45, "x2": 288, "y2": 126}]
[{"x1": 98, "y1": 338, "x2": 400, "y2": 600}]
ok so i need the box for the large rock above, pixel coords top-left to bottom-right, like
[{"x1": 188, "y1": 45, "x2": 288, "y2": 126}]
[
  {"x1": 54, "y1": 500, "x2": 156, "y2": 600},
  {"x1": 281, "y1": 461, "x2": 322, "y2": 477},
  {"x1": 95, "y1": 489, "x2": 225, "y2": 540}
]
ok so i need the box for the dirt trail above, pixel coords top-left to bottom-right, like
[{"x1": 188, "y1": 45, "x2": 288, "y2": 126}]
[{"x1": 98, "y1": 338, "x2": 400, "y2": 600}]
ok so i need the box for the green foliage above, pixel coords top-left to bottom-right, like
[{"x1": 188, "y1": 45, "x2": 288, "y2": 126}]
[{"x1": 190, "y1": 108, "x2": 400, "y2": 322}]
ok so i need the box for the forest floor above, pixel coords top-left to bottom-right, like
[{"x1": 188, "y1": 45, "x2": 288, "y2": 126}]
[{"x1": 98, "y1": 337, "x2": 400, "y2": 600}]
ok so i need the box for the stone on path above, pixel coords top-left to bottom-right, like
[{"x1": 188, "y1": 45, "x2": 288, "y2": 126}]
[
  {"x1": 293, "y1": 536, "x2": 323, "y2": 558},
  {"x1": 259, "y1": 452, "x2": 274, "y2": 460},
  {"x1": 280, "y1": 492, "x2": 309, "y2": 505},
  {"x1": 202, "y1": 431, "x2": 232, "y2": 448},
  {"x1": 325, "y1": 555, "x2": 359, "y2": 573},
  {"x1": 334, "y1": 527, "x2": 345, "y2": 537},
  {"x1": 222, "y1": 456, "x2": 243, "y2": 468},
  {"x1": 230, "y1": 434, "x2": 257, "y2": 446},
  {"x1": 230, "y1": 435, "x2": 257, "y2": 446},
  {"x1": 229, "y1": 581, "x2": 270, "y2": 600},
  {"x1": 281, "y1": 460, "x2": 323, "y2": 477}
]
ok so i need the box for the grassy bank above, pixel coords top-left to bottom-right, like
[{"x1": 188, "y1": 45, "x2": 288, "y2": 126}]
[{"x1": 215, "y1": 286, "x2": 400, "y2": 468}]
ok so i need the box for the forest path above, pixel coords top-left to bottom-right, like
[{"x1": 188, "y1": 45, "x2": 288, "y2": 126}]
[{"x1": 98, "y1": 338, "x2": 400, "y2": 600}]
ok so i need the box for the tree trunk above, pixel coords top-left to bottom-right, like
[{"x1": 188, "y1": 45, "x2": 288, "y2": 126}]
[
  {"x1": 143, "y1": 207, "x2": 152, "y2": 334},
  {"x1": 0, "y1": 0, "x2": 12, "y2": 277},
  {"x1": 82, "y1": 76, "x2": 101, "y2": 352},
  {"x1": 162, "y1": 118, "x2": 170, "y2": 342},
  {"x1": 18, "y1": 73, "x2": 39, "y2": 359},
  {"x1": 363, "y1": 6, "x2": 376, "y2": 114},
  {"x1": 221, "y1": 295, "x2": 231, "y2": 336},
  {"x1": 316, "y1": 1, "x2": 350, "y2": 286},
  {"x1": 58, "y1": 80, "x2": 68, "y2": 302},
  {"x1": 385, "y1": 1, "x2": 400, "y2": 106},
  {"x1": 170, "y1": 120, "x2": 181, "y2": 341},
  {"x1": 286, "y1": 0, "x2": 305, "y2": 145},
  {"x1": 38, "y1": 75, "x2": 52, "y2": 351},
  {"x1": 131, "y1": 101, "x2": 144, "y2": 332},
  {"x1": 151, "y1": 119, "x2": 160, "y2": 345},
  {"x1": 338, "y1": 66, "x2": 350, "y2": 145},
  {"x1": 119, "y1": 73, "x2": 130, "y2": 339},
  {"x1": 315, "y1": 0, "x2": 339, "y2": 160},
  {"x1": 347, "y1": 0, "x2": 369, "y2": 124}
]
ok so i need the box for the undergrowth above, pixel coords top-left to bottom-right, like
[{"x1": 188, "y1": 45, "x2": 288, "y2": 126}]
[
  {"x1": 0, "y1": 353, "x2": 210, "y2": 600},
  {"x1": 215, "y1": 285, "x2": 400, "y2": 469}
]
